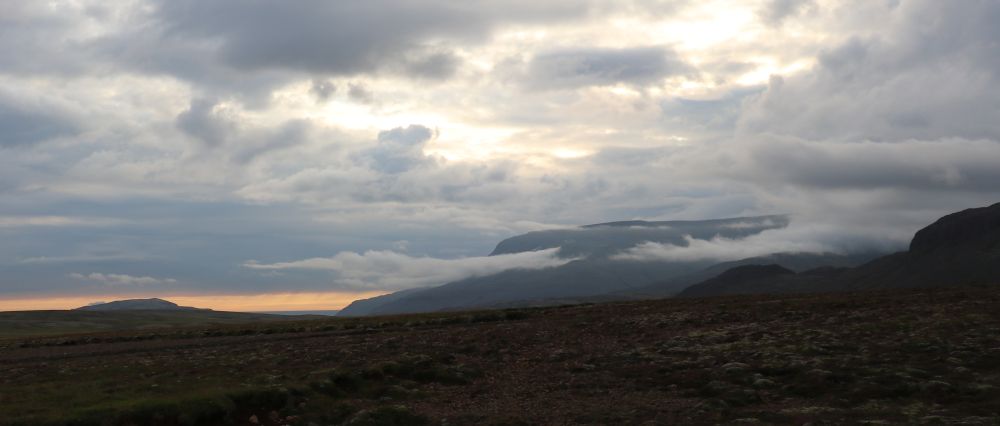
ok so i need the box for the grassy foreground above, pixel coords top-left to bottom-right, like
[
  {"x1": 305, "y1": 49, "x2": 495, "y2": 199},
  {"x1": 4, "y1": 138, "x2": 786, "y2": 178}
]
[
  {"x1": 0, "y1": 310, "x2": 318, "y2": 338},
  {"x1": 1, "y1": 286, "x2": 999, "y2": 425}
]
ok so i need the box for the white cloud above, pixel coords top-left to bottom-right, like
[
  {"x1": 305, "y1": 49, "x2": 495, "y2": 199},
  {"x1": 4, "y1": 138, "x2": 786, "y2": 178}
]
[
  {"x1": 70, "y1": 273, "x2": 178, "y2": 286},
  {"x1": 1, "y1": 0, "x2": 999, "y2": 301},
  {"x1": 613, "y1": 222, "x2": 909, "y2": 263},
  {"x1": 244, "y1": 248, "x2": 572, "y2": 290},
  {"x1": 0, "y1": 216, "x2": 122, "y2": 228}
]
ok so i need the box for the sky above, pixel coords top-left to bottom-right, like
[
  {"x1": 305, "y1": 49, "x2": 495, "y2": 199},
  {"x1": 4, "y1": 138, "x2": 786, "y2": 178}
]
[{"x1": 1, "y1": 0, "x2": 999, "y2": 311}]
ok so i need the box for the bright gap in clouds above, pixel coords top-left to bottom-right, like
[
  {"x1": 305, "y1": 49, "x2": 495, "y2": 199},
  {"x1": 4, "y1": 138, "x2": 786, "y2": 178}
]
[{"x1": 661, "y1": 2, "x2": 758, "y2": 50}]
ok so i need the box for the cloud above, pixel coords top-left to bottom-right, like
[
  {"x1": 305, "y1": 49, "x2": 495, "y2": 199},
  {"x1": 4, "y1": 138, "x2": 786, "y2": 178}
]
[
  {"x1": 399, "y1": 50, "x2": 462, "y2": 80},
  {"x1": 0, "y1": 90, "x2": 79, "y2": 147},
  {"x1": 310, "y1": 79, "x2": 336, "y2": 102},
  {"x1": 78, "y1": 0, "x2": 596, "y2": 101},
  {"x1": 176, "y1": 98, "x2": 234, "y2": 147},
  {"x1": 741, "y1": 138, "x2": 1000, "y2": 192},
  {"x1": 348, "y1": 83, "x2": 374, "y2": 103},
  {"x1": 175, "y1": 98, "x2": 315, "y2": 161},
  {"x1": 363, "y1": 125, "x2": 438, "y2": 174},
  {"x1": 758, "y1": 0, "x2": 815, "y2": 25},
  {"x1": 18, "y1": 255, "x2": 150, "y2": 265},
  {"x1": 613, "y1": 221, "x2": 907, "y2": 263},
  {"x1": 0, "y1": 216, "x2": 122, "y2": 228},
  {"x1": 2, "y1": 0, "x2": 1000, "y2": 305},
  {"x1": 0, "y1": 2, "x2": 96, "y2": 76},
  {"x1": 70, "y1": 273, "x2": 178, "y2": 286},
  {"x1": 523, "y1": 47, "x2": 692, "y2": 89},
  {"x1": 738, "y1": 1, "x2": 1000, "y2": 142},
  {"x1": 244, "y1": 247, "x2": 572, "y2": 291}
]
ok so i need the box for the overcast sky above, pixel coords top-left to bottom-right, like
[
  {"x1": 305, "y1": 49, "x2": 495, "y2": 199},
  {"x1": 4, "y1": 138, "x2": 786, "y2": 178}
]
[{"x1": 1, "y1": 0, "x2": 998, "y2": 310}]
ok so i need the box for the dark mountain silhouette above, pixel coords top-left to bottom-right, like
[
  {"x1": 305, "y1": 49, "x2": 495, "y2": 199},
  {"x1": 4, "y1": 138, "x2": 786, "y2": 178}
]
[
  {"x1": 677, "y1": 264, "x2": 851, "y2": 298},
  {"x1": 623, "y1": 251, "x2": 879, "y2": 297},
  {"x1": 76, "y1": 298, "x2": 203, "y2": 311},
  {"x1": 678, "y1": 202, "x2": 1000, "y2": 298},
  {"x1": 341, "y1": 258, "x2": 709, "y2": 316},
  {"x1": 679, "y1": 264, "x2": 795, "y2": 298}
]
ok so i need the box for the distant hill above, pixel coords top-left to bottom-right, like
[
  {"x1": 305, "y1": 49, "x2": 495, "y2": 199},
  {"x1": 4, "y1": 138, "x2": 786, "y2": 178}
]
[
  {"x1": 2, "y1": 300, "x2": 323, "y2": 337},
  {"x1": 678, "y1": 202, "x2": 1000, "y2": 298},
  {"x1": 76, "y1": 298, "x2": 202, "y2": 311},
  {"x1": 339, "y1": 215, "x2": 884, "y2": 316}
]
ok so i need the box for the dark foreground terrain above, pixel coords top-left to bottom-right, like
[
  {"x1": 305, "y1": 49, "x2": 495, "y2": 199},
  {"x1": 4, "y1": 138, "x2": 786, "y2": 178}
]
[
  {"x1": 2, "y1": 286, "x2": 1000, "y2": 425},
  {"x1": 0, "y1": 309, "x2": 317, "y2": 338}
]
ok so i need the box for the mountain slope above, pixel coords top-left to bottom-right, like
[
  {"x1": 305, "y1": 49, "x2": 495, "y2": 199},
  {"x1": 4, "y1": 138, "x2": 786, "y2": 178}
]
[
  {"x1": 677, "y1": 265, "x2": 848, "y2": 298},
  {"x1": 339, "y1": 215, "x2": 812, "y2": 316},
  {"x1": 624, "y1": 252, "x2": 880, "y2": 297},
  {"x1": 343, "y1": 258, "x2": 710, "y2": 316},
  {"x1": 844, "y1": 202, "x2": 1000, "y2": 290}
]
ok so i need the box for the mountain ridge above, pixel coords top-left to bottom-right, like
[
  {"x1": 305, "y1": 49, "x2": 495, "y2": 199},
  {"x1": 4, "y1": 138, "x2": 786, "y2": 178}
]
[{"x1": 339, "y1": 214, "x2": 867, "y2": 316}]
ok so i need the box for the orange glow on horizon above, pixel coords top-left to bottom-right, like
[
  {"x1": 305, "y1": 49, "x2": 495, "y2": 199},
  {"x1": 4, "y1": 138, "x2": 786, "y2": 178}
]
[{"x1": 0, "y1": 291, "x2": 388, "y2": 313}]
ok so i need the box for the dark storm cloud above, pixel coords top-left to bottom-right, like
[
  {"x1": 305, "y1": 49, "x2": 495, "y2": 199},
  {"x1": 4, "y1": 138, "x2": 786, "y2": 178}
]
[
  {"x1": 524, "y1": 47, "x2": 692, "y2": 89},
  {"x1": 0, "y1": 92, "x2": 79, "y2": 147},
  {"x1": 140, "y1": 0, "x2": 589, "y2": 81}
]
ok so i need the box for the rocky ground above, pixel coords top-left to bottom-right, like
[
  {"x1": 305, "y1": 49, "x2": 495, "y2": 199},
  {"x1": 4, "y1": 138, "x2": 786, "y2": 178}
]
[{"x1": 1, "y1": 286, "x2": 999, "y2": 425}]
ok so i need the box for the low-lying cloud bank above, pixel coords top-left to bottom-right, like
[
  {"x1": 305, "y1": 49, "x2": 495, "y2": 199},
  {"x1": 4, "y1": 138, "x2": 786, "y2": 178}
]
[
  {"x1": 69, "y1": 273, "x2": 178, "y2": 287},
  {"x1": 613, "y1": 222, "x2": 909, "y2": 263},
  {"x1": 244, "y1": 248, "x2": 571, "y2": 291}
]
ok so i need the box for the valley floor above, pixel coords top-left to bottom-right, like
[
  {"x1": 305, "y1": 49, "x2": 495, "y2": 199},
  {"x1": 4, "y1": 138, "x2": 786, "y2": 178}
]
[{"x1": 2, "y1": 286, "x2": 999, "y2": 425}]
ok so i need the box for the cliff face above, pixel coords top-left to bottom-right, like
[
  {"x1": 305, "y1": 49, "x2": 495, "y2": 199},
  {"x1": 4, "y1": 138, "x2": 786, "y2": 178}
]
[{"x1": 910, "y1": 203, "x2": 1000, "y2": 253}]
